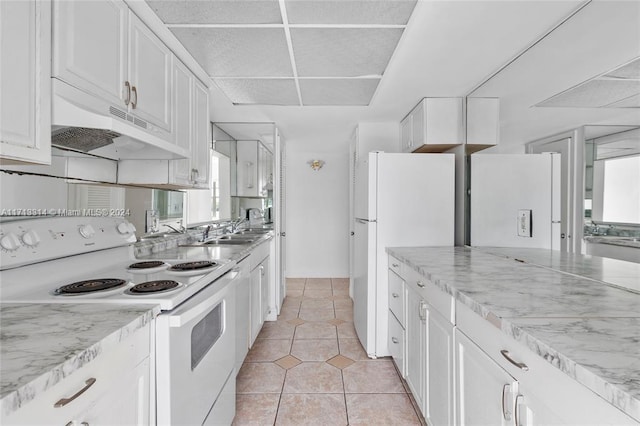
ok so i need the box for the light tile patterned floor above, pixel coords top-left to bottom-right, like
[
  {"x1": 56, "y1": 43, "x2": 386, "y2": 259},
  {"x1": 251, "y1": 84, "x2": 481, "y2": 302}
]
[{"x1": 232, "y1": 278, "x2": 426, "y2": 426}]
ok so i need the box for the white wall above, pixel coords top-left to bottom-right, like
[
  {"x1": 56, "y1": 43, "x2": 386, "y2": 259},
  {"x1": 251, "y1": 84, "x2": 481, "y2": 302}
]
[
  {"x1": 0, "y1": 172, "x2": 68, "y2": 211},
  {"x1": 285, "y1": 138, "x2": 349, "y2": 278}
]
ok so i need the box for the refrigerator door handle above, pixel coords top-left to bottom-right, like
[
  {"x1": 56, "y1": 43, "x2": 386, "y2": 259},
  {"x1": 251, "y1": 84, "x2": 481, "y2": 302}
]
[{"x1": 356, "y1": 218, "x2": 376, "y2": 224}]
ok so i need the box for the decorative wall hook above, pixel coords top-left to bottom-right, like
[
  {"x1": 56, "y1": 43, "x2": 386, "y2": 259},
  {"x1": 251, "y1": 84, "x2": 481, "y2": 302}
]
[{"x1": 308, "y1": 159, "x2": 325, "y2": 171}]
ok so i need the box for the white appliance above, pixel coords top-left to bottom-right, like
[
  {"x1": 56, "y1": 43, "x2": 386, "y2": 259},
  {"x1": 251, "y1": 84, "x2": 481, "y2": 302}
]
[
  {"x1": 0, "y1": 216, "x2": 237, "y2": 425},
  {"x1": 353, "y1": 152, "x2": 455, "y2": 358},
  {"x1": 470, "y1": 153, "x2": 561, "y2": 250}
]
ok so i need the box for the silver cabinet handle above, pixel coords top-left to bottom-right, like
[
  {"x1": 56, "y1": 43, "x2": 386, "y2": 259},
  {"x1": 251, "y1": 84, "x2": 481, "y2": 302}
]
[
  {"x1": 392, "y1": 293, "x2": 399, "y2": 298},
  {"x1": 391, "y1": 337, "x2": 399, "y2": 344},
  {"x1": 500, "y1": 350, "x2": 529, "y2": 371},
  {"x1": 502, "y1": 384, "x2": 512, "y2": 421},
  {"x1": 416, "y1": 280, "x2": 425, "y2": 288},
  {"x1": 54, "y1": 378, "x2": 96, "y2": 407},
  {"x1": 418, "y1": 300, "x2": 427, "y2": 321},
  {"x1": 514, "y1": 394, "x2": 524, "y2": 426},
  {"x1": 124, "y1": 81, "x2": 131, "y2": 106},
  {"x1": 131, "y1": 85, "x2": 138, "y2": 109},
  {"x1": 392, "y1": 263, "x2": 399, "y2": 267}
]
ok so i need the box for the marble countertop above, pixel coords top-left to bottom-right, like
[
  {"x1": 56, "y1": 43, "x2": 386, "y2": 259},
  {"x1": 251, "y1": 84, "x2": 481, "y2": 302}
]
[
  {"x1": 386, "y1": 246, "x2": 640, "y2": 422},
  {"x1": 584, "y1": 235, "x2": 640, "y2": 249},
  {"x1": 0, "y1": 303, "x2": 159, "y2": 417}
]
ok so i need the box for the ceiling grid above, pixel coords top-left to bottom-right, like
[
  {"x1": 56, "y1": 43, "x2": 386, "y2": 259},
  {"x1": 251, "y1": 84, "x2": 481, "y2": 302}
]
[{"x1": 147, "y1": 0, "x2": 417, "y2": 106}]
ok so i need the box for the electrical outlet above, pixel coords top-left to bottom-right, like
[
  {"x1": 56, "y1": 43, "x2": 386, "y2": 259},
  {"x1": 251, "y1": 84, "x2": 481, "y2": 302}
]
[{"x1": 518, "y1": 210, "x2": 532, "y2": 237}]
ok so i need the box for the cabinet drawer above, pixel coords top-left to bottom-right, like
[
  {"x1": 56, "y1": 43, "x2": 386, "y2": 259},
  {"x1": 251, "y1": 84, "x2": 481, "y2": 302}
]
[
  {"x1": 388, "y1": 310, "x2": 405, "y2": 377},
  {"x1": 456, "y1": 301, "x2": 637, "y2": 425},
  {"x1": 388, "y1": 269, "x2": 405, "y2": 327},
  {"x1": 388, "y1": 255, "x2": 402, "y2": 275},
  {"x1": 404, "y1": 266, "x2": 454, "y2": 324}
]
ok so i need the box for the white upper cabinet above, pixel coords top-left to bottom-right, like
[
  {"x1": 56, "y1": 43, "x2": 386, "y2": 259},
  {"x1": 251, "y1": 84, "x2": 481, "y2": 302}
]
[
  {"x1": 128, "y1": 12, "x2": 172, "y2": 132},
  {"x1": 400, "y1": 98, "x2": 464, "y2": 153},
  {"x1": 52, "y1": 0, "x2": 175, "y2": 143},
  {"x1": 191, "y1": 80, "x2": 210, "y2": 188},
  {"x1": 170, "y1": 59, "x2": 194, "y2": 186},
  {"x1": 52, "y1": 0, "x2": 127, "y2": 108},
  {"x1": 0, "y1": 0, "x2": 51, "y2": 165}
]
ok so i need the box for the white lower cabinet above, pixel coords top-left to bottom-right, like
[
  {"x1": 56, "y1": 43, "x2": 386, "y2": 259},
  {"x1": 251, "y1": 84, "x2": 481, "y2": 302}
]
[
  {"x1": 248, "y1": 242, "x2": 271, "y2": 347},
  {"x1": 455, "y1": 329, "x2": 518, "y2": 426},
  {"x1": 425, "y1": 309, "x2": 455, "y2": 426},
  {"x1": 234, "y1": 258, "x2": 251, "y2": 372},
  {"x1": 2, "y1": 321, "x2": 151, "y2": 425},
  {"x1": 405, "y1": 284, "x2": 426, "y2": 414}
]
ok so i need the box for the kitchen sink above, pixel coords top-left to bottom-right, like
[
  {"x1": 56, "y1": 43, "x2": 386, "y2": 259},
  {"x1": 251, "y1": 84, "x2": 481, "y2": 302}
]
[
  {"x1": 139, "y1": 233, "x2": 171, "y2": 241},
  {"x1": 203, "y1": 239, "x2": 254, "y2": 245},
  {"x1": 234, "y1": 229, "x2": 272, "y2": 235}
]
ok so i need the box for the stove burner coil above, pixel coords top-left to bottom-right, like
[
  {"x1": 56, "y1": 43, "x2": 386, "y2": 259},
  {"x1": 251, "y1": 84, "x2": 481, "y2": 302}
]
[
  {"x1": 169, "y1": 261, "x2": 217, "y2": 271},
  {"x1": 128, "y1": 261, "x2": 167, "y2": 270},
  {"x1": 55, "y1": 278, "x2": 127, "y2": 295},
  {"x1": 129, "y1": 280, "x2": 180, "y2": 294}
]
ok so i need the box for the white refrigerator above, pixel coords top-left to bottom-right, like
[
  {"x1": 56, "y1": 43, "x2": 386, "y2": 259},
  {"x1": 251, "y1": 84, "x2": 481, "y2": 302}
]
[
  {"x1": 353, "y1": 152, "x2": 455, "y2": 358},
  {"x1": 470, "y1": 153, "x2": 561, "y2": 250}
]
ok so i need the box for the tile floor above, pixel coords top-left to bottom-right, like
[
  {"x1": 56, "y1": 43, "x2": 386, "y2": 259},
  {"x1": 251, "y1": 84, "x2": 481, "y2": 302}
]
[{"x1": 232, "y1": 278, "x2": 426, "y2": 426}]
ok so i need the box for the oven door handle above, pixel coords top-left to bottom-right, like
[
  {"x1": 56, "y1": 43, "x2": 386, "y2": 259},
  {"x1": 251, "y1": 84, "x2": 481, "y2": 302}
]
[{"x1": 168, "y1": 269, "x2": 239, "y2": 327}]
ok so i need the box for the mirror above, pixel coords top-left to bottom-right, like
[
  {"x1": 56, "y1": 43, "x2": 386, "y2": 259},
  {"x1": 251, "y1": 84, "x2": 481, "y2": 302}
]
[
  {"x1": 584, "y1": 126, "x2": 640, "y2": 234},
  {"x1": 213, "y1": 123, "x2": 275, "y2": 222}
]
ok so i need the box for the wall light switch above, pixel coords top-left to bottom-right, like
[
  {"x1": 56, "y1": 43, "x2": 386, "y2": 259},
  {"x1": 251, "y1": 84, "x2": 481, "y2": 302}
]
[{"x1": 518, "y1": 209, "x2": 532, "y2": 237}]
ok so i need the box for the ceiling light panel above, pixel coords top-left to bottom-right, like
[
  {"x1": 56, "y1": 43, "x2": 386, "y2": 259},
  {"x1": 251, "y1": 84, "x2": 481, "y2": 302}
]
[
  {"x1": 300, "y1": 79, "x2": 380, "y2": 105},
  {"x1": 291, "y1": 28, "x2": 403, "y2": 77},
  {"x1": 170, "y1": 28, "x2": 293, "y2": 77},
  {"x1": 146, "y1": 0, "x2": 282, "y2": 24},
  {"x1": 537, "y1": 79, "x2": 640, "y2": 108},
  {"x1": 214, "y1": 79, "x2": 300, "y2": 105},
  {"x1": 605, "y1": 57, "x2": 640, "y2": 80},
  {"x1": 284, "y1": 0, "x2": 417, "y2": 25}
]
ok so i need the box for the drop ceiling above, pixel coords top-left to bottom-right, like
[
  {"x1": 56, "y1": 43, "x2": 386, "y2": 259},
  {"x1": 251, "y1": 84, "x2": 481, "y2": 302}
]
[{"x1": 147, "y1": 0, "x2": 417, "y2": 106}]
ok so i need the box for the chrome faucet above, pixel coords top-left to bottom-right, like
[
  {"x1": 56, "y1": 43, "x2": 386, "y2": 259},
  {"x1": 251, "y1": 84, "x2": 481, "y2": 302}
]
[
  {"x1": 227, "y1": 217, "x2": 248, "y2": 234},
  {"x1": 164, "y1": 222, "x2": 186, "y2": 234}
]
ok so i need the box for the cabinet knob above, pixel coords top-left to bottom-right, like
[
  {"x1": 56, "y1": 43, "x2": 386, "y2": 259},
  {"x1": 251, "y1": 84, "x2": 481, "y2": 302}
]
[
  {"x1": 416, "y1": 281, "x2": 425, "y2": 288},
  {"x1": 391, "y1": 337, "x2": 399, "y2": 344},
  {"x1": 392, "y1": 263, "x2": 399, "y2": 267},
  {"x1": 392, "y1": 293, "x2": 399, "y2": 298}
]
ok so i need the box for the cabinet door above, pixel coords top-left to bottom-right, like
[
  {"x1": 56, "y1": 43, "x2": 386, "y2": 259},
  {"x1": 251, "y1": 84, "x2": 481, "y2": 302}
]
[
  {"x1": 249, "y1": 265, "x2": 262, "y2": 346},
  {"x1": 192, "y1": 79, "x2": 210, "y2": 188},
  {"x1": 405, "y1": 286, "x2": 425, "y2": 414},
  {"x1": 411, "y1": 100, "x2": 425, "y2": 148},
  {"x1": 128, "y1": 12, "x2": 172, "y2": 132},
  {"x1": 455, "y1": 329, "x2": 516, "y2": 426},
  {"x1": 170, "y1": 59, "x2": 193, "y2": 186},
  {"x1": 400, "y1": 115, "x2": 413, "y2": 153},
  {"x1": 425, "y1": 309, "x2": 454, "y2": 426},
  {"x1": 235, "y1": 264, "x2": 251, "y2": 371},
  {"x1": 52, "y1": 0, "x2": 127, "y2": 109},
  {"x1": 236, "y1": 141, "x2": 259, "y2": 197},
  {"x1": 81, "y1": 358, "x2": 150, "y2": 426},
  {"x1": 260, "y1": 258, "x2": 270, "y2": 320},
  {"x1": 0, "y1": 0, "x2": 51, "y2": 164}
]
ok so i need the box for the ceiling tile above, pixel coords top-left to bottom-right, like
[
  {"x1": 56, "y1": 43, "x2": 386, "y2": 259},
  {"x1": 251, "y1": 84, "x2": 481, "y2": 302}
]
[
  {"x1": 537, "y1": 79, "x2": 640, "y2": 108},
  {"x1": 147, "y1": 0, "x2": 282, "y2": 24},
  {"x1": 285, "y1": 0, "x2": 417, "y2": 25},
  {"x1": 605, "y1": 57, "x2": 640, "y2": 80},
  {"x1": 170, "y1": 28, "x2": 293, "y2": 77},
  {"x1": 291, "y1": 28, "x2": 403, "y2": 77},
  {"x1": 299, "y1": 79, "x2": 380, "y2": 105},
  {"x1": 214, "y1": 79, "x2": 300, "y2": 105}
]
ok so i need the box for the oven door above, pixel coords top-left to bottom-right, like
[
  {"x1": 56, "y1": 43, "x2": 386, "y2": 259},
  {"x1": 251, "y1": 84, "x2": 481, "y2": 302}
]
[{"x1": 155, "y1": 268, "x2": 237, "y2": 426}]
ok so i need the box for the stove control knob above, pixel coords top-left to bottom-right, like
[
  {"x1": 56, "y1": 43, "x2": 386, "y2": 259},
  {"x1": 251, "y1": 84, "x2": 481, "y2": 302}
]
[
  {"x1": 0, "y1": 233, "x2": 22, "y2": 251},
  {"x1": 117, "y1": 222, "x2": 131, "y2": 234},
  {"x1": 21, "y1": 230, "x2": 41, "y2": 247},
  {"x1": 78, "y1": 224, "x2": 96, "y2": 239}
]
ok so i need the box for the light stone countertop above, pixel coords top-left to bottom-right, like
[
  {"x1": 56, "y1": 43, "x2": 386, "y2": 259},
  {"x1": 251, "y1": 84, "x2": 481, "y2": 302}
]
[
  {"x1": 0, "y1": 303, "x2": 159, "y2": 417},
  {"x1": 386, "y1": 246, "x2": 640, "y2": 422}
]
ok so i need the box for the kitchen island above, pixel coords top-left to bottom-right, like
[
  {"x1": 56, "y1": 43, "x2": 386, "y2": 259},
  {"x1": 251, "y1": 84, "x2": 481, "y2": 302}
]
[{"x1": 387, "y1": 246, "x2": 640, "y2": 424}]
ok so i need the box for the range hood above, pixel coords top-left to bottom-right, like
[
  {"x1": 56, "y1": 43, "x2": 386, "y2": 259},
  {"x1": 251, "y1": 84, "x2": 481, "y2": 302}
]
[{"x1": 52, "y1": 78, "x2": 189, "y2": 161}]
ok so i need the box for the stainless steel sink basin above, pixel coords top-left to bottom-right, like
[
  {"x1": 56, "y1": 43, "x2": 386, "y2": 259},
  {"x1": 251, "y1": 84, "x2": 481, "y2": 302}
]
[
  {"x1": 203, "y1": 239, "x2": 254, "y2": 245},
  {"x1": 234, "y1": 229, "x2": 272, "y2": 235},
  {"x1": 218, "y1": 235, "x2": 257, "y2": 242},
  {"x1": 139, "y1": 233, "x2": 170, "y2": 241}
]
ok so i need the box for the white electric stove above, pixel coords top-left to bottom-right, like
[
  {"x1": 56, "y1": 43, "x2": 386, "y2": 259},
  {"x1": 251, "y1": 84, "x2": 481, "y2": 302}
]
[{"x1": 0, "y1": 215, "x2": 238, "y2": 425}]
